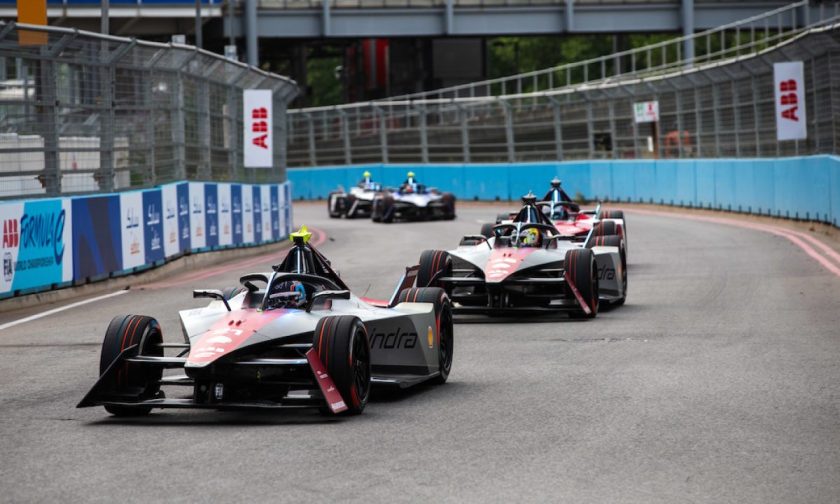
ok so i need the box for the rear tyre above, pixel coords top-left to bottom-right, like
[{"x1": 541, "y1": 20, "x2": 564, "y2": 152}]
[
  {"x1": 417, "y1": 250, "x2": 452, "y2": 289},
  {"x1": 327, "y1": 192, "x2": 344, "y2": 218},
  {"x1": 441, "y1": 193, "x2": 457, "y2": 220},
  {"x1": 344, "y1": 194, "x2": 359, "y2": 218},
  {"x1": 396, "y1": 287, "x2": 453, "y2": 384},
  {"x1": 564, "y1": 249, "x2": 599, "y2": 319},
  {"x1": 587, "y1": 235, "x2": 627, "y2": 306},
  {"x1": 592, "y1": 220, "x2": 617, "y2": 237},
  {"x1": 480, "y1": 223, "x2": 495, "y2": 239},
  {"x1": 312, "y1": 316, "x2": 371, "y2": 415},
  {"x1": 99, "y1": 315, "x2": 164, "y2": 416},
  {"x1": 600, "y1": 209, "x2": 624, "y2": 220}
]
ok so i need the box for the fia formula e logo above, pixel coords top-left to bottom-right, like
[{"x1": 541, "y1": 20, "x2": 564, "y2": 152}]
[
  {"x1": 2, "y1": 219, "x2": 19, "y2": 248},
  {"x1": 3, "y1": 252, "x2": 12, "y2": 282}
]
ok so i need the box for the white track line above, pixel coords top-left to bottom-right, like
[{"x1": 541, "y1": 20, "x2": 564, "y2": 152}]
[{"x1": 0, "y1": 290, "x2": 130, "y2": 332}]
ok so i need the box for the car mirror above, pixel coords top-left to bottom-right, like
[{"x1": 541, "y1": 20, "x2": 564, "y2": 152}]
[
  {"x1": 305, "y1": 290, "x2": 351, "y2": 313},
  {"x1": 193, "y1": 289, "x2": 231, "y2": 311}
]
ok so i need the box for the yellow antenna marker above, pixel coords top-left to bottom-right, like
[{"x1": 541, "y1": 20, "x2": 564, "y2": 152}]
[{"x1": 290, "y1": 225, "x2": 312, "y2": 245}]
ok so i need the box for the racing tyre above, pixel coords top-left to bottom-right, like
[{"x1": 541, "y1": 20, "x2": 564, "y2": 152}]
[
  {"x1": 441, "y1": 193, "x2": 457, "y2": 220},
  {"x1": 564, "y1": 249, "x2": 599, "y2": 319},
  {"x1": 417, "y1": 250, "x2": 452, "y2": 289},
  {"x1": 588, "y1": 235, "x2": 627, "y2": 306},
  {"x1": 312, "y1": 316, "x2": 371, "y2": 415},
  {"x1": 327, "y1": 192, "x2": 344, "y2": 218},
  {"x1": 397, "y1": 287, "x2": 453, "y2": 384},
  {"x1": 591, "y1": 220, "x2": 617, "y2": 238},
  {"x1": 480, "y1": 223, "x2": 495, "y2": 239},
  {"x1": 600, "y1": 209, "x2": 624, "y2": 220},
  {"x1": 372, "y1": 195, "x2": 395, "y2": 223},
  {"x1": 344, "y1": 194, "x2": 359, "y2": 218},
  {"x1": 99, "y1": 315, "x2": 164, "y2": 416}
]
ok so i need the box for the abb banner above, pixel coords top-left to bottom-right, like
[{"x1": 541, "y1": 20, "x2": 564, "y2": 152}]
[
  {"x1": 243, "y1": 89, "x2": 273, "y2": 168},
  {"x1": 774, "y1": 62, "x2": 807, "y2": 141}
]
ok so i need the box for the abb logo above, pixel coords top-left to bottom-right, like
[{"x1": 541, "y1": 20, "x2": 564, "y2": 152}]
[
  {"x1": 2, "y1": 219, "x2": 18, "y2": 248},
  {"x1": 251, "y1": 107, "x2": 268, "y2": 149},
  {"x1": 778, "y1": 79, "x2": 799, "y2": 122}
]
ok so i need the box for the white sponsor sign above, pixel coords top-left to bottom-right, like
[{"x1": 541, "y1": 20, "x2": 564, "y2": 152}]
[
  {"x1": 241, "y1": 184, "x2": 254, "y2": 244},
  {"x1": 774, "y1": 61, "x2": 807, "y2": 141},
  {"x1": 243, "y1": 89, "x2": 273, "y2": 168},
  {"x1": 217, "y1": 183, "x2": 233, "y2": 247},
  {"x1": 277, "y1": 183, "x2": 287, "y2": 239},
  {"x1": 633, "y1": 101, "x2": 659, "y2": 124},
  {"x1": 161, "y1": 184, "x2": 180, "y2": 258},
  {"x1": 120, "y1": 192, "x2": 145, "y2": 269},
  {"x1": 189, "y1": 182, "x2": 206, "y2": 249}
]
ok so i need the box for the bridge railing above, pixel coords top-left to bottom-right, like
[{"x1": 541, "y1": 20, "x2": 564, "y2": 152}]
[{"x1": 0, "y1": 22, "x2": 297, "y2": 200}]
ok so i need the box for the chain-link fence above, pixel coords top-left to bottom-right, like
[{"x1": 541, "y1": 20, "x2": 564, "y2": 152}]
[
  {"x1": 287, "y1": 1, "x2": 840, "y2": 166},
  {"x1": 0, "y1": 22, "x2": 298, "y2": 199}
]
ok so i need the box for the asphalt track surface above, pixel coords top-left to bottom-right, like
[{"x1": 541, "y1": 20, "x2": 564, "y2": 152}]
[{"x1": 1, "y1": 202, "x2": 839, "y2": 503}]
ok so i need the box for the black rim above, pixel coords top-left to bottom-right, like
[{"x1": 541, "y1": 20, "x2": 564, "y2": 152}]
[
  {"x1": 439, "y1": 307, "x2": 453, "y2": 374},
  {"x1": 351, "y1": 327, "x2": 371, "y2": 404}
]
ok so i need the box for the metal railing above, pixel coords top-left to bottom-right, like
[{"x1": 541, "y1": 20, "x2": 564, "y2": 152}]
[
  {"x1": 0, "y1": 22, "x2": 297, "y2": 199},
  {"x1": 287, "y1": 1, "x2": 840, "y2": 166}
]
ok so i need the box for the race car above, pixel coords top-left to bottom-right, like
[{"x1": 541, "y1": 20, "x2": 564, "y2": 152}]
[
  {"x1": 491, "y1": 178, "x2": 627, "y2": 252},
  {"x1": 419, "y1": 194, "x2": 627, "y2": 318},
  {"x1": 371, "y1": 171, "x2": 456, "y2": 223},
  {"x1": 327, "y1": 171, "x2": 381, "y2": 218},
  {"x1": 78, "y1": 226, "x2": 454, "y2": 417}
]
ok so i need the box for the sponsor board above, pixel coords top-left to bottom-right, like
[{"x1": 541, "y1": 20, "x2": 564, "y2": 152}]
[
  {"x1": 161, "y1": 183, "x2": 181, "y2": 258},
  {"x1": 270, "y1": 185, "x2": 280, "y2": 241},
  {"x1": 204, "y1": 183, "x2": 219, "y2": 248},
  {"x1": 142, "y1": 189, "x2": 164, "y2": 264},
  {"x1": 189, "y1": 182, "x2": 206, "y2": 249},
  {"x1": 231, "y1": 184, "x2": 243, "y2": 246},
  {"x1": 217, "y1": 183, "x2": 233, "y2": 247},
  {"x1": 119, "y1": 191, "x2": 145, "y2": 270},
  {"x1": 241, "y1": 184, "x2": 254, "y2": 244},
  {"x1": 243, "y1": 89, "x2": 273, "y2": 168},
  {"x1": 774, "y1": 61, "x2": 807, "y2": 141},
  {"x1": 0, "y1": 198, "x2": 73, "y2": 295},
  {"x1": 72, "y1": 195, "x2": 121, "y2": 281},
  {"x1": 261, "y1": 185, "x2": 272, "y2": 242}
]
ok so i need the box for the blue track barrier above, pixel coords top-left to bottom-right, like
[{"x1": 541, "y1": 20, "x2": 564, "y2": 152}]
[{"x1": 288, "y1": 155, "x2": 840, "y2": 227}]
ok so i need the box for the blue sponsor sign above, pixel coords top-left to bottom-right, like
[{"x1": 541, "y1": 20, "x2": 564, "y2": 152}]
[
  {"x1": 12, "y1": 199, "x2": 69, "y2": 291},
  {"x1": 231, "y1": 184, "x2": 243, "y2": 246},
  {"x1": 142, "y1": 189, "x2": 164, "y2": 264},
  {"x1": 253, "y1": 186, "x2": 262, "y2": 243},
  {"x1": 73, "y1": 195, "x2": 121, "y2": 280},
  {"x1": 204, "y1": 183, "x2": 219, "y2": 248},
  {"x1": 177, "y1": 183, "x2": 191, "y2": 251},
  {"x1": 270, "y1": 186, "x2": 280, "y2": 241}
]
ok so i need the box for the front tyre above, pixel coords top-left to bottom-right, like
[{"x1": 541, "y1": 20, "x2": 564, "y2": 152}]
[
  {"x1": 99, "y1": 315, "x2": 164, "y2": 416},
  {"x1": 564, "y1": 249, "x2": 599, "y2": 319},
  {"x1": 327, "y1": 192, "x2": 344, "y2": 219},
  {"x1": 397, "y1": 287, "x2": 453, "y2": 384},
  {"x1": 417, "y1": 250, "x2": 452, "y2": 289},
  {"x1": 312, "y1": 316, "x2": 371, "y2": 415}
]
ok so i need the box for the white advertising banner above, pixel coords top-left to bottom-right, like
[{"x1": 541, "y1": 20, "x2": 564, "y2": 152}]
[
  {"x1": 119, "y1": 192, "x2": 145, "y2": 269},
  {"x1": 161, "y1": 184, "x2": 180, "y2": 258},
  {"x1": 633, "y1": 101, "x2": 659, "y2": 123},
  {"x1": 189, "y1": 182, "x2": 206, "y2": 249},
  {"x1": 241, "y1": 184, "x2": 254, "y2": 244},
  {"x1": 261, "y1": 185, "x2": 272, "y2": 242},
  {"x1": 277, "y1": 183, "x2": 287, "y2": 240},
  {"x1": 217, "y1": 183, "x2": 233, "y2": 247},
  {"x1": 774, "y1": 61, "x2": 807, "y2": 141},
  {"x1": 243, "y1": 89, "x2": 273, "y2": 168}
]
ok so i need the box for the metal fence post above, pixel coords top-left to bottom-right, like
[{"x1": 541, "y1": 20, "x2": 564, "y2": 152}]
[
  {"x1": 693, "y1": 86, "x2": 702, "y2": 158},
  {"x1": 418, "y1": 106, "x2": 429, "y2": 163},
  {"x1": 172, "y1": 70, "x2": 187, "y2": 181},
  {"x1": 550, "y1": 97, "x2": 564, "y2": 161},
  {"x1": 307, "y1": 113, "x2": 317, "y2": 166},
  {"x1": 608, "y1": 99, "x2": 618, "y2": 159},
  {"x1": 376, "y1": 107, "x2": 389, "y2": 163},
  {"x1": 198, "y1": 75, "x2": 212, "y2": 180},
  {"x1": 340, "y1": 110, "x2": 352, "y2": 164},
  {"x1": 144, "y1": 69, "x2": 157, "y2": 185},
  {"x1": 502, "y1": 100, "x2": 515, "y2": 162},
  {"x1": 459, "y1": 105, "x2": 471, "y2": 163},
  {"x1": 585, "y1": 100, "x2": 595, "y2": 159},
  {"x1": 99, "y1": 51, "x2": 115, "y2": 192}
]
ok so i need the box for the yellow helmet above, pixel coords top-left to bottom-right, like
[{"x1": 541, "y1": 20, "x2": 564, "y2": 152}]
[
  {"x1": 520, "y1": 228, "x2": 541, "y2": 247},
  {"x1": 407, "y1": 171, "x2": 415, "y2": 178},
  {"x1": 363, "y1": 170, "x2": 371, "y2": 178}
]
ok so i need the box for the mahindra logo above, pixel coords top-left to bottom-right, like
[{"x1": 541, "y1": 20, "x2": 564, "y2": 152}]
[
  {"x1": 251, "y1": 107, "x2": 268, "y2": 149},
  {"x1": 3, "y1": 219, "x2": 18, "y2": 248}
]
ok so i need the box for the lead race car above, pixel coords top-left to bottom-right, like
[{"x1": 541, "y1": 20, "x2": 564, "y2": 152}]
[
  {"x1": 78, "y1": 226, "x2": 453, "y2": 417},
  {"x1": 416, "y1": 194, "x2": 627, "y2": 318},
  {"x1": 371, "y1": 171, "x2": 456, "y2": 223}
]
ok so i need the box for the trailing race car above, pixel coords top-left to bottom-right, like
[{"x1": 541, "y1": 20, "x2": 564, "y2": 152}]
[
  {"x1": 78, "y1": 226, "x2": 454, "y2": 417},
  {"x1": 422, "y1": 194, "x2": 627, "y2": 318},
  {"x1": 491, "y1": 178, "x2": 627, "y2": 253},
  {"x1": 327, "y1": 171, "x2": 381, "y2": 218},
  {"x1": 371, "y1": 171, "x2": 456, "y2": 223}
]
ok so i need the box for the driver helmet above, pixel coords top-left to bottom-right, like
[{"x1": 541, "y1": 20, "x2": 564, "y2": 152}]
[
  {"x1": 550, "y1": 177, "x2": 562, "y2": 189},
  {"x1": 271, "y1": 280, "x2": 307, "y2": 308},
  {"x1": 407, "y1": 171, "x2": 415, "y2": 179},
  {"x1": 519, "y1": 228, "x2": 542, "y2": 247}
]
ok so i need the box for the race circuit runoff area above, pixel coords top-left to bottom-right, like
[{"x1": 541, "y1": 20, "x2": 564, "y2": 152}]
[{"x1": 1, "y1": 202, "x2": 839, "y2": 503}]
